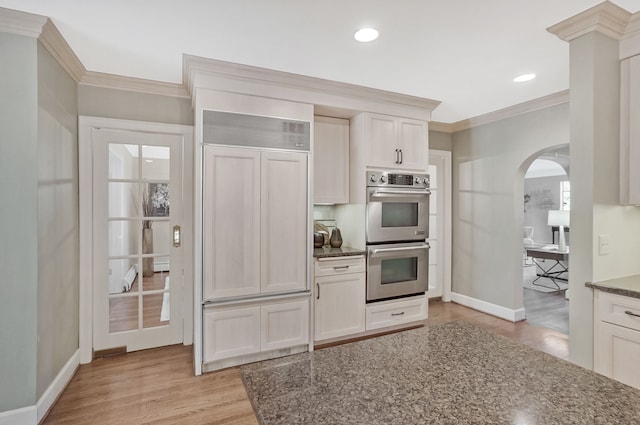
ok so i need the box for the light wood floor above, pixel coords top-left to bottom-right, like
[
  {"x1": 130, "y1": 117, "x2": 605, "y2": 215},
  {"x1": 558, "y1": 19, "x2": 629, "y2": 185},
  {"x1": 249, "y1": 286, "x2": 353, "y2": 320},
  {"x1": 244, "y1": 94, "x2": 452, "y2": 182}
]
[{"x1": 43, "y1": 301, "x2": 568, "y2": 425}]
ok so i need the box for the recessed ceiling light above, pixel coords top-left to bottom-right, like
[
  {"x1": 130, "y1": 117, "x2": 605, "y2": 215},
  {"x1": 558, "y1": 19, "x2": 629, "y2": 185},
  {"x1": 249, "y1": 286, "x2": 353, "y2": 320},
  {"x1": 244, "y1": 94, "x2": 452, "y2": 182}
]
[
  {"x1": 514, "y1": 73, "x2": 536, "y2": 83},
  {"x1": 354, "y1": 27, "x2": 379, "y2": 42}
]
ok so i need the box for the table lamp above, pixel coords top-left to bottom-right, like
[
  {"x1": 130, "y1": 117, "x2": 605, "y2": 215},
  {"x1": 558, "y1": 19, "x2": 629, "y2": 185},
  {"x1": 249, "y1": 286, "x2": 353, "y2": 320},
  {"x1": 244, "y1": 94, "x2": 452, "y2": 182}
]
[{"x1": 548, "y1": 210, "x2": 570, "y2": 252}]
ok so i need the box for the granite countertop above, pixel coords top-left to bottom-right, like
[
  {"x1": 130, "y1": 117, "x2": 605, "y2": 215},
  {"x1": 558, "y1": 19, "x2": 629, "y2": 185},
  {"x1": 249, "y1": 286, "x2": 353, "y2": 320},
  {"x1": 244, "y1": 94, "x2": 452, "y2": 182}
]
[
  {"x1": 242, "y1": 321, "x2": 640, "y2": 424},
  {"x1": 586, "y1": 274, "x2": 640, "y2": 299},
  {"x1": 313, "y1": 245, "x2": 366, "y2": 258}
]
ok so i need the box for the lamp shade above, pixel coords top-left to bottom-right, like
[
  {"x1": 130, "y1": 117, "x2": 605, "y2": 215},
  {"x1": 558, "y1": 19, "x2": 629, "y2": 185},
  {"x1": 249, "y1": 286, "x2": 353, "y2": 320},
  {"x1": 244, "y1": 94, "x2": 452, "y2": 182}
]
[{"x1": 548, "y1": 210, "x2": 570, "y2": 227}]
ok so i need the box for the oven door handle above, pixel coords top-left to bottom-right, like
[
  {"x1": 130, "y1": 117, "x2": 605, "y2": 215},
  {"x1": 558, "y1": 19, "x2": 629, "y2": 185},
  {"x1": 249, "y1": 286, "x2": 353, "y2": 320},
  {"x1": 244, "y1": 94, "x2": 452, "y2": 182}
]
[
  {"x1": 371, "y1": 190, "x2": 431, "y2": 197},
  {"x1": 371, "y1": 244, "x2": 430, "y2": 255}
]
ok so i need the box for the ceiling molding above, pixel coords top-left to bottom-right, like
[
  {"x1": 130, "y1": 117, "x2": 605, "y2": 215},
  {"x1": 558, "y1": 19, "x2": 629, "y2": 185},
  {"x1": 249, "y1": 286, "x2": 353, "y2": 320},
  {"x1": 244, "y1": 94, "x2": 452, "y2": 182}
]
[
  {"x1": 183, "y1": 54, "x2": 441, "y2": 121},
  {"x1": 450, "y1": 90, "x2": 570, "y2": 133},
  {"x1": 428, "y1": 121, "x2": 453, "y2": 133},
  {"x1": 0, "y1": 7, "x2": 86, "y2": 82},
  {"x1": 620, "y1": 12, "x2": 640, "y2": 59},
  {"x1": 39, "y1": 20, "x2": 86, "y2": 82},
  {"x1": 0, "y1": 6, "x2": 46, "y2": 37},
  {"x1": 80, "y1": 71, "x2": 190, "y2": 98},
  {"x1": 547, "y1": 1, "x2": 631, "y2": 42}
]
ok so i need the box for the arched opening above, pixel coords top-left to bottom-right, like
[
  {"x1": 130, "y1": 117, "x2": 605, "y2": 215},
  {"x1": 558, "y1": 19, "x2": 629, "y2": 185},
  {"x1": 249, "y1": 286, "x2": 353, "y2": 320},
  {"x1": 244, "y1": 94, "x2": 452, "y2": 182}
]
[{"x1": 522, "y1": 145, "x2": 569, "y2": 335}]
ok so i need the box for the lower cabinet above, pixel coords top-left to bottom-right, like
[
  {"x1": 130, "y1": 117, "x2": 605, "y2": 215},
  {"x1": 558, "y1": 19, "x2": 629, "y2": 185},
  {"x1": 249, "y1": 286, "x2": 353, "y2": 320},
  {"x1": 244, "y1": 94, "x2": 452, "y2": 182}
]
[
  {"x1": 594, "y1": 290, "x2": 640, "y2": 389},
  {"x1": 204, "y1": 297, "x2": 309, "y2": 365},
  {"x1": 314, "y1": 256, "x2": 366, "y2": 342},
  {"x1": 365, "y1": 295, "x2": 427, "y2": 331}
]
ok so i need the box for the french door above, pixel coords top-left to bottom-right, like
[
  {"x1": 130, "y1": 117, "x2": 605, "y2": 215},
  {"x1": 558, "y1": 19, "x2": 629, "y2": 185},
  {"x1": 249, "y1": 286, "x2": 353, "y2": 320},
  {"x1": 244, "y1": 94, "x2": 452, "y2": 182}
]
[{"x1": 91, "y1": 127, "x2": 184, "y2": 352}]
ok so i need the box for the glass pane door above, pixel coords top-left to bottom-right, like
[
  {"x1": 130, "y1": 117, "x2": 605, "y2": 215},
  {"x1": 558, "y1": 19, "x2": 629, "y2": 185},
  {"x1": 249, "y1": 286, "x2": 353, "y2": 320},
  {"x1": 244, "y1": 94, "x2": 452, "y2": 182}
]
[
  {"x1": 93, "y1": 127, "x2": 183, "y2": 353},
  {"x1": 106, "y1": 144, "x2": 172, "y2": 333}
]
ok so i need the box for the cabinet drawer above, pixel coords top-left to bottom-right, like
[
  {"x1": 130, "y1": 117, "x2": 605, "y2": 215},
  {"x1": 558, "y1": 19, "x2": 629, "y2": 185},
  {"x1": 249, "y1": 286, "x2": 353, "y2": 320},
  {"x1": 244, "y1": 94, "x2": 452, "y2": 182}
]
[
  {"x1": 315, "y1": 256, "x2": 365, "y2": 277},
  {"x1": 365, "y1": 296, "x2": 427, "y2": 331},
  {"x1": 597, "y1": 291, "x2": 640, "y2": 331}
]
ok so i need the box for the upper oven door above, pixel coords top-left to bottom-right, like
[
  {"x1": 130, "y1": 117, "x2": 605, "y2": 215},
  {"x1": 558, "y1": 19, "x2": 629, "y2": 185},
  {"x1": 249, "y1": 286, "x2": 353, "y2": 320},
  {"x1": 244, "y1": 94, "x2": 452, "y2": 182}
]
[{"x1": 366, "y1": 187, "x2": 430, "y2": 243}]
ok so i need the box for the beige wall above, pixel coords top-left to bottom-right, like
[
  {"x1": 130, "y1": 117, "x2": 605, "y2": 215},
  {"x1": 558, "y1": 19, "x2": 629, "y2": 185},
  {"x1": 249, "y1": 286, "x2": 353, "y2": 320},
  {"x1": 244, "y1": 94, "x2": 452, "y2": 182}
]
[
  {"x1": 78, "y1": 85, "x2": 193, "y2": 126},
  {"x1": 0, "y1": 33, "x2": 39, "y2": 412},
  {"x1": 36, "y1": 42, "x2": 80, "y2": 400},
  {"x1": 429, "y1": 130, "x2": 452, "y2": 151},
  {"x1": 451, "y1": 103, "x2": 569, "y2": 312}
]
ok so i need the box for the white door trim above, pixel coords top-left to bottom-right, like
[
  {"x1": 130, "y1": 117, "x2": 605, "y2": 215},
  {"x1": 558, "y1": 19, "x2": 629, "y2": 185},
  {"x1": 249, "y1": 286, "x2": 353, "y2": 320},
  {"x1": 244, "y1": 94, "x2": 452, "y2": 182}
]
[
  {"x1": 429, "y1": 149, "x2": 452, "y2": 302},
  {"x1": 79, "y1": 116, "x2": 194, "y2": 364}
]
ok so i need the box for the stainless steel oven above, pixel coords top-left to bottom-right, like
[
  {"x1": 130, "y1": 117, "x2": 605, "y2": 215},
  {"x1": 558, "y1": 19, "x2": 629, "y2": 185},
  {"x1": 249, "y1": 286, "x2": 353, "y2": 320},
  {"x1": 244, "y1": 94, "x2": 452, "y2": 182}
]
[
  {"x1": 366, "y1": 241, "x2": 429, "y2": 302},
  {"x1": 365, "y1": 170, "x2": 431, "y2": 302},
  {"x1": 366, "y1": 171, "x2": 430, "y2": 244}
]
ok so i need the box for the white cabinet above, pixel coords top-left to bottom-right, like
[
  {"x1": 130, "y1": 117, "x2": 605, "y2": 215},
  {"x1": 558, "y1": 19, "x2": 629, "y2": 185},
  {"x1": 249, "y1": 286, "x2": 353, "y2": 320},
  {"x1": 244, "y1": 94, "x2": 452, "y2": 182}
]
[
  {"x1": 262, "y1": 300, "x2": 309, "y2": 351},
  {"x1": 314, "y1": 256, "x2": 366, "y2": 342},
  {"x1": 594, "y1": 290, "x2": 640, "y2": 389},
  {"x1": 204, "y1": 298, "x2": 309, "y2": 364},
  {"x1": 620, "y1": 54, "x2": 640, "y2": 205},
  {"x1": 313, "y1": 116, "x2": 349, "y2": 204},
  {"x1": 365, "y1": 295, "x2": 427, "y2": 331},
  {"x1": 203, "y1": 305, "x2": 261, "y2": 362},
  {"x1": 203, "y1": 146, "x2": 308, "y2": 300},
  {"x1": 353, "y1": 112, "x2": 428, "y2": 172}
]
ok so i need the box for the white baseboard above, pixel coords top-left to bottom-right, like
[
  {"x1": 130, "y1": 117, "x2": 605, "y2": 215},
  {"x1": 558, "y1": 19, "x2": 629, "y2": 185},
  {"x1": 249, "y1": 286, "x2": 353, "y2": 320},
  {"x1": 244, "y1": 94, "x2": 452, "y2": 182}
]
[
  {"x1": 37, "y1": 349, "x2": 79, "y2": 422},
  {"x1": 451, "y1": 292, "x2": 526, "y2": 322},
  {"x1": 0, "y1": 406, "x2": 36, "y2": 425},
  {"x1": 0, "y1": 349, "x2": 79, "y2": 425}
]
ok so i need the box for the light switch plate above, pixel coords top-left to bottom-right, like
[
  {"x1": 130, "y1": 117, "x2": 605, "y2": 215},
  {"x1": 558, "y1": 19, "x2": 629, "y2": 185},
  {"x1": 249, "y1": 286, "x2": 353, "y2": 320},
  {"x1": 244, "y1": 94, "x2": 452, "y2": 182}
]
[{"x1": 599, "y1": 234, "x2": 610, "y2": 255}]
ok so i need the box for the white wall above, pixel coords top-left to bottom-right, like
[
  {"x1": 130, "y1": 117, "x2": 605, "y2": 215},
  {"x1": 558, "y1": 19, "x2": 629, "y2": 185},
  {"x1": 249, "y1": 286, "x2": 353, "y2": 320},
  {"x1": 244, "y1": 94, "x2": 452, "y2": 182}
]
[
  {"x1": 524, "y1": 175, "x2": 568, "y2": 244},
  {"x1": 451, "y1": 103, "x2": 569, "y2": 312}
]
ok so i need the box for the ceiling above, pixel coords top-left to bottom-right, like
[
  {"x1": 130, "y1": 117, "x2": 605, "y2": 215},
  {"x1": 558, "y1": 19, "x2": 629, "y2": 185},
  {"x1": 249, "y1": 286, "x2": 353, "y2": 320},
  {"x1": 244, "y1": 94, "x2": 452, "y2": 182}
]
[{"x1": 1, "y1": 0, "x2": 638, "y2": 123}]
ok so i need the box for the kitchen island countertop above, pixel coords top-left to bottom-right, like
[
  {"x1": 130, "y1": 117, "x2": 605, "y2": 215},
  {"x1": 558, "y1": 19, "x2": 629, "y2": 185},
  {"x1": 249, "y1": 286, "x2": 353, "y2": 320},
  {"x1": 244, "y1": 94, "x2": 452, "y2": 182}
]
[
  {"x1": 586, "y1": 274, "x2": 640, "y2": 299},
  {"x1": 313, "y1": 245, "x2": 366, "y2": 258}
]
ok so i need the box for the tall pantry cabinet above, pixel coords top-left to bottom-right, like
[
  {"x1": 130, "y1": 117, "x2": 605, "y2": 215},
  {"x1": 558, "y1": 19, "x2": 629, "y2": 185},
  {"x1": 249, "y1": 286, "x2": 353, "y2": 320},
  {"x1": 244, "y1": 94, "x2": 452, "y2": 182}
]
[{"x1": 195, "y1": 89, "x2": 313, "y2": 372}]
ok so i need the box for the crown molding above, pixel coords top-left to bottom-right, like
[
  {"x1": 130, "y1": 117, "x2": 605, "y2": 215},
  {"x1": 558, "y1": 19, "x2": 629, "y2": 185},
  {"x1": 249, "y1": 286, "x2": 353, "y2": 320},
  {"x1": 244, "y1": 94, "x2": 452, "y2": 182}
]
[
  {"x1": 0, "y1": 7, "x2": 86, "y2": 82},
  {"x1": 449, "y1": 90, "x2": 570, "y2": 133},
  {"x1": 0, "y1": 6, "x2": 46, "y2": 37},
  {"x1": 547, "y1": 1, "x2": 631, "y2": 42},
  {"x1": 39, "y1": 19, "x2": 86, "y2": 82},
  {"x1": 80, "y1": 71, "x2": 189, "y2": 98},
  {"x1": 620, "y1": 12, "x2": 640, "y2": 59},
  {"x1": 428, "y1": 121, "x2": 453, "y2": 133},
  {"x1": 183, "y1": 54, "x2": 441, "y2": 121}
]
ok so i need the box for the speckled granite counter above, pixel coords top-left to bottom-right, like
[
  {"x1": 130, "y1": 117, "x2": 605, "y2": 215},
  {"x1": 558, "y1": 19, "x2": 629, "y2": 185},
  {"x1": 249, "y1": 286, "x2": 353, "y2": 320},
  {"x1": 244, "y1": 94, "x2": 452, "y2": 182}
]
[
  {"x1": 242, "y1": 321, "x2": 640, "y2": 424},
  {"x1": 586, "y1": 274, "x2": 640, "y2": 299},
  {"x1": 313, "y1": 245, "x2": 366, "y2": 258}
]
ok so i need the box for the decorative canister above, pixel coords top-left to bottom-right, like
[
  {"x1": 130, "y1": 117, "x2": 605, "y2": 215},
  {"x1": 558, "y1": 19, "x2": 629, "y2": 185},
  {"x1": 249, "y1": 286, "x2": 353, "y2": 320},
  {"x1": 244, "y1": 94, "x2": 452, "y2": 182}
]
[{"x1": 329, "y1": 228, "x2": 343, "y2": 248}]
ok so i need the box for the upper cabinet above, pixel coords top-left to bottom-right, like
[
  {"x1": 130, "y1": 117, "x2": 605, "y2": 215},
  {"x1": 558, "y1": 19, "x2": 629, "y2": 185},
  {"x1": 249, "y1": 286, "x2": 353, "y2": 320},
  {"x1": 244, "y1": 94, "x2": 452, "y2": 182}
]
[
  {"x1": 620, "y1": 54, "x2": 640, "y2": 205},
  {"x1": 314, "y1": 116, "x2": 349, "y2": 204},
  {"x1": 352, "y1": 112, "x2": 428, "y2": 172}
]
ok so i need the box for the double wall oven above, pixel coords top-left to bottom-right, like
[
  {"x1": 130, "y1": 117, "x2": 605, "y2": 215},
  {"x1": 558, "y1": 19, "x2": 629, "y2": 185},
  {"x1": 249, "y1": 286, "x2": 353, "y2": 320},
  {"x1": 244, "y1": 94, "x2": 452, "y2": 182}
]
[{"x1": 366, "y1": 171, "x2": 430, "y2": 302}]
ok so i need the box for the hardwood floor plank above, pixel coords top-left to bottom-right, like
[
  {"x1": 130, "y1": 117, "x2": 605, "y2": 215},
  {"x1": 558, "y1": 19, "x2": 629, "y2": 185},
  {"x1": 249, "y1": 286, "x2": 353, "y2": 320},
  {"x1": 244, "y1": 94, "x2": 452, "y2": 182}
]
[{"x1": 43, "y1": 301, "x2": 568, "y2": 424}]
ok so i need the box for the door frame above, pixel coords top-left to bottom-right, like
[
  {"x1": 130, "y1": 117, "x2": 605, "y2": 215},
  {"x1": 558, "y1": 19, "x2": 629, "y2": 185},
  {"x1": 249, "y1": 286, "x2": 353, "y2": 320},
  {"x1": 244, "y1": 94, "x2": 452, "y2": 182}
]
[
  {"x1": 79, "y1": 116, "x2": 194, "y2": 364},
  {"x1": 428, "y1": 149, "x2": 452, "y2": 302}
]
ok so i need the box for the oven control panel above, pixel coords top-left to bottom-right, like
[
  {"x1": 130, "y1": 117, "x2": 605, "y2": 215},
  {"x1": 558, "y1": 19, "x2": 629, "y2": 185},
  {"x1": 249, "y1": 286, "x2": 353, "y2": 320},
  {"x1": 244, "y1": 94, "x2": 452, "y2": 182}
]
[{"x1": 367, "y1": 171, "x2": 430, "y2": 188}]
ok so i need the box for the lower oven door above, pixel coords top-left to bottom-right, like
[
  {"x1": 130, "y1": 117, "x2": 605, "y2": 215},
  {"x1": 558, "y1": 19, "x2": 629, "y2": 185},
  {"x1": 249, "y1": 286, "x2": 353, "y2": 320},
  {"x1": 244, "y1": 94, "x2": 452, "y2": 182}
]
[{"x1": 366, "y1": 241, "x2": 429, "y2": 302}]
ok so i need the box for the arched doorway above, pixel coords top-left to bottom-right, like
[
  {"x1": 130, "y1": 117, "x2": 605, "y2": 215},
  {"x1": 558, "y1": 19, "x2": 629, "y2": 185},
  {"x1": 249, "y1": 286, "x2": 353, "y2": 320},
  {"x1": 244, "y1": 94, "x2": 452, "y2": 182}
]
[{"x1": 522, "y1": 145, "x2": 569, "y2": 334}]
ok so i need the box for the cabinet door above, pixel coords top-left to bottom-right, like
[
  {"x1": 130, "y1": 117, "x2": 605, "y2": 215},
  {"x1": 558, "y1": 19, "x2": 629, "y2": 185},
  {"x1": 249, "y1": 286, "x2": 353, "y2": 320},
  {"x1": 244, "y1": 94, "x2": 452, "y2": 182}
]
[
  {"x1": 261, "y1": 299, "x2": 309, "y2": 351},
  {"x1": 203, "y1": 146, "x2": 261, "y2": 300},
  {"x1": 313, "y1": 116, "x2": 349, "y2": 204},
  {"x1": 595, "y1": 321, "x2": 640, "y2": 390},
  {"x1": 365, "y1": 113, "x2": 398, "y2": 169},
  {"x1": 261, "y1": 151, "x2": 308, "y2": 294},
  {"x1": 203, "y1": 306, "x2": 261, "y2": 362},
  {"x1": 315, "y1": 273, "x2": 366, "y2": 341},
  {"x1": 397, "y1": 118, "x2": 428, "y2": 172}
]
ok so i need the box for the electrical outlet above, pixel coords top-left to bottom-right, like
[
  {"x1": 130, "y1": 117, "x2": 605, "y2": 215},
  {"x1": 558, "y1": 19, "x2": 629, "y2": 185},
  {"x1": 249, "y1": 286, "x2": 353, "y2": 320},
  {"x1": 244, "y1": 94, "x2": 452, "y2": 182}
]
[{"x1": 599, "y1": 234, "x2": 611, "y2": 255}]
